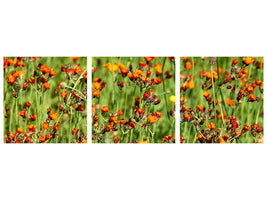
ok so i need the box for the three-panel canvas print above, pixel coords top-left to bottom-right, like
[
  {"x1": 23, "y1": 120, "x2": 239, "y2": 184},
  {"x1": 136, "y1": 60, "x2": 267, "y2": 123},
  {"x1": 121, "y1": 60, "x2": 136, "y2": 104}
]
[{"x1": 3, "y1": 56, "x2": 264, "y2": 143}]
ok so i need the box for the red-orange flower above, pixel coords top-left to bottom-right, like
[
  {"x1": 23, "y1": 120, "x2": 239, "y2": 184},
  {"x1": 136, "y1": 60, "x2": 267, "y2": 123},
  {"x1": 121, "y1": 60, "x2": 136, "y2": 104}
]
[
  {"x1": 19, "y1": 110, "x2": 26, "y2": 118},
  {"x1": 207, "y1": 122, "x2": 215, "y2": 130},
  {"x1": 243, "y1": 57, "x2": 256, "y2": 65},
  {"x1": 43, "y1": 83, "x2": 50, "y2": 90},
  {"x1": 42, "y1": 122, "x2": 49, "y2": 130},
  {"x1": 241, "y1": 68, "x2": 248, "y2": 74},
  {"x1": 25, "y1": 102, "x2": 31, "y2": 108},
  {"x1": 114, "y1": 137, "x2": 120, "y2": 143},
  {"x1": 119, "y1": 119, "x2": 126, "y2": 125},
  {"x1": 53, "y1": 122, "x2": 61, "y2": 132},
  {"x1": 242, "y1": 124, "x2": 250, "y2": 132},
  {"x1": 217, "y1": 137, "x2": 226, "y2": 143},
  {"x1": 30, "y1": 113, "x2": 37, "y2": 121},
  {"x1": 41, "y1": 65, "x2": 50, "y2": 74},
  {"x1": 147, "y1": 115, "x2": 158, "y2": 124},
  {"x1": 16, "y1": 127, "x2": 23, "y2": 134},
  {"x1": 185, "y1": 80, "x2": 195, "y2": 89},
  {"x1": 28, "y1": 124, "x2": 36, "y2": 132},
  {"x1": 196, "y1": 105, "x2": 204, "y2": 112},
  {"x1": 248, "y1": 94, "x2": 256, "y2": 101},
  {"x1": 203, "y1": 91, "x2": 211, "y2": 99},
  {"x1": 101, "y1": 106, "x2": 109, "y2": 113},
  {"x1": 117, "y1": 110, "x2": 123, "y2": 116},
  {"x1": 183, "y1": 113, "x2": 190, "y2": 120},
  {"x1": 246, "y1": 85, "x2": 254, "y2": 93},
  {"x1": 39, "y1": 135, "x2": 46, "y2": 143},
  {"x1": 225, "y1": 98, "x2": 234, "y2": 106},
  {"x1": 77, "y1": 104, "x2": 84, "y2": 111},
  {"x1": 49, "y1": 69, "x2": 56, "y2": 77},
  {"x1": 232, "y1": 59, "x2": 238, "y2": 65},
  {"x1": 50, "y1": 112, "x2": 58, "y2": 120}
]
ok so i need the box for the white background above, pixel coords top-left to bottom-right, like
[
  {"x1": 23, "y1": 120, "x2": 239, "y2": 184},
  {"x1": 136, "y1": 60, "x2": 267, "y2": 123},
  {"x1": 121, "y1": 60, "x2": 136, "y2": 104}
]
[{"x1": 0, "y1": 0, "x2": 267, "y2": 200}]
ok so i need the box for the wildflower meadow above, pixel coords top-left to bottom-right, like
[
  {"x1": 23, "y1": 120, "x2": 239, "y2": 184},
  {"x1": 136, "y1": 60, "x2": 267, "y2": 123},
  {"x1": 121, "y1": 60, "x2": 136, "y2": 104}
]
[
  {"x1": 180, "y1": 57, "x2": 264, "y2": 143},
  {"x1": 4, "y1": 57, "x2": 87, "y2": 143},
  {"x1": 92, "y1": 57, "x2": 175, "y2": 143}
]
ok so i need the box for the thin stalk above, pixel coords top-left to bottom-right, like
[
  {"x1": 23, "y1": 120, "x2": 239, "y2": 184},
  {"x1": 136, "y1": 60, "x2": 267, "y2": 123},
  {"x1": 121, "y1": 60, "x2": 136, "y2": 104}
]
[{"x1": 161, "y1": 57, "x2": 170, "y2": 120}]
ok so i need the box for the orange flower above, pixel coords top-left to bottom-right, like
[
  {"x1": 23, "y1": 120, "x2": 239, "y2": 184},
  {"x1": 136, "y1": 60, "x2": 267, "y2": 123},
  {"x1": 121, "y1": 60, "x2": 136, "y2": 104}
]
[
  {"x1": 39, "y1": 135, "x2": 46, "y2": 143},
  {"x1": 7, "y1": 74, "x2": 16, "y2": 85},
  {"x1": 70, "y1": 57, "x2": 79, "y2": 62},
  {"x1": 154, "y1": 63, "x2": 162, "y2": 75},
  {"x1": 183, "y1": 113, "x2": 190, "y2": 120},
  {"x1": 93, "y1": 115, "x2": 98, "y2": 122},
  {"x1": 242, "y1": 124, "x2": 250, "y2": 132},
  {"x1": 255, "y1": 79, "x2": 262, "y2": 86},
  {"x1": 77, "y1": 104, "x2": 84, "y2": 111},
  {"x1": 41, "y1": 65, "x2": 50, "y2": 74},
  {"x1": 248, "y1": 94, "x2": 256, "y2": 101},
  {"x1": 83, "y1": 71, "x2": 87, "y2": 81},
  {"x1": 74, "y1": 66, "x2": 82, "y2": 74},
  {"x1": 232, "y1": 59, "x2": 238, "y2": 65},
  {"x1": 214, "y1": 67, "x2": 223, "y2": 74},
  {"x1": 19, "y1": 110, "x2": 26, "y2": 118},
  {"x1": 225, "y1": 98, "x2": 234, "y2": 106},
  {"x1": 42, "y1": 122, "x2": 49, "y2": 130},
  {"x1": 12, "y1": 71, "x2": 25, "y2": 79},
  {"x1": 110, "y1": 116, "x2": 117, "y2": 123},
  {"x1": 205, "y1": 71, "x2": 218, "y2": 81},
  {"x1": 25, "y1": 102, "x2": 31, "y2": 108},
  {"x1": 45, "y1": 133, "x2": 51, "y2": 140},
  {"x1": 203, "y1": 91, "x2": 211, "y2": 98},
  {"x1": 60, "y1": 91, "x2": 68, "y2": 98},
  {"x1": 7, "y1": 132, "x2": 16, "y2": 139},
  {"x1": 53, "y1": 122, "x2": 61, "y2": 132},
  {"x1": 23, "y1": 83, "x2": 28, "y2": 90},
  {"x1": 207, "y1": 122, "x2": 215, "y2": 130},
  {"x1": 147, "y1": 115, "x2": 158, "y2": 124},
  {"x1": 144, "y1": 57, "x2": 155, "y2": 62},
  {"x1": 181, "y1": 105, "x2": 187, "y2": 112},
  {"x1": 196, "y1": 105, "x2": 204, "y2": 112},
  {"x1": 30, "y1": 113, "x2": 37, "y2": 121},
  {"x1": 114, "y1": 137, "x2": 120, "y2": 143},
  {"x1": 117, "y1": 110, "x2": 123, "y2": 116},
  {"x1": 185, "y1": 80, "x2": 195, "y2": 89},
  {"x1": 43, "y1": 83, "x2": 50, "y2": 90},
  {"x1": 139, "y1": 62, "x2": 146, "y2": 67},
  {"x1": 16, "y1": 127, "x2": 23, "y2": 134},
  {"x1": 246, "y1": 85, "x2": 254, "y2": 93},
  {"x1": 101, "y1": 106, "x2": 109, "y2": 113},
  {"x1": 185, "y1": 62, "x2": 193, "y2": 71},
  {"x1": 241, "y1": 68, "x2": 248, "y2": 74},
  {"x1": 50, "y1": 112, "x2": 58, "y2": 120},
  {"x1": 28, "y1": 124, "x2": 36, "y2": 132},
  {"x1": 49, "y1": 69, "x2": 56, "y2": 77},
  {"x1": 217, "y1": 137, "x2": 226, "y2": 143},
  {"x1": 40, "y1": 77, "x2": 48, "y2": 83},
  {"x1": 93, "y1": 89, "x2": 100, "y2": 98},
  {"x1": 103, "y1": 63, "x2": 119, "y2": 73},
  {"x1": 243, "y1": 57, "x2": 256, "y2": 65},
  {"x1": 239, "y1": 89, "x2": 245, "y2": 96},
  {"x1": 119, "y1": 119, "x2": 126, "y2": 125}
]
